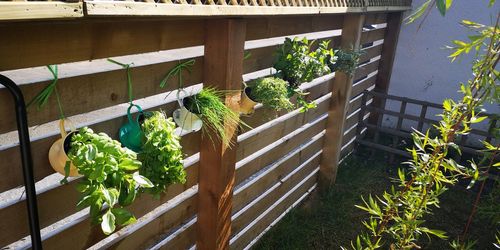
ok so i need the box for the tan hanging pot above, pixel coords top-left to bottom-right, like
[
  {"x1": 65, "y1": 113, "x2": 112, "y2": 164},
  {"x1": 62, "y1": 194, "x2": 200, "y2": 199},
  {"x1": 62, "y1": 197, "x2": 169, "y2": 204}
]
[
  {"x1": 239, "y1": 87, "x2": 257, "y2": 115},
  {"x1": 49, "y1": 119, "x2": 80, "y2": 177}
]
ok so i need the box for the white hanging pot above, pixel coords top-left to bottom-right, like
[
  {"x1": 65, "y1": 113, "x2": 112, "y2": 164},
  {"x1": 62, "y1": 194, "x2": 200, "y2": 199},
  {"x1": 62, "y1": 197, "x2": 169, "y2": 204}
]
[{"x1": 173, "y1": 89, "x2": 202, "y2": 133}]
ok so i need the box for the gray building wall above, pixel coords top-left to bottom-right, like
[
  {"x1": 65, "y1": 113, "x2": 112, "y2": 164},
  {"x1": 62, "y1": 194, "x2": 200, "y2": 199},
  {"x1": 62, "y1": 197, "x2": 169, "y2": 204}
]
[{"x1": 383, "y1": 0, "x2": 499, "y2": 146}]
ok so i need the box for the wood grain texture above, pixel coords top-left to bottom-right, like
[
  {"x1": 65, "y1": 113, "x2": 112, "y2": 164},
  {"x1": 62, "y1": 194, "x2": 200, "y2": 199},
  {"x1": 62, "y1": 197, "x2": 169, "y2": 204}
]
[
  {"x1": 236, "y1": 116, "x2": 327, "y2": 185},
  {"x1": 197, "y1": 18, "x2": 246, "y2": 250},
  {"x1": 246, "y1": 15, "x2": 344, "y2": 41},
  {"x1": 230, "y1": 169, "x2": 317, "y2": 249},
  {"x1": 0, "y1": 19, "x2": 204, "y2": 71},
  {"x1": 319, "y1": 14, "x2": 365, "y2": 186},
  {"x1": 0, "y1": 2, "x2": 82, "y2": 21},
  {"x1": 233, "y1": 139, "x2": 322, "y2": 218},
  {"x1": 0, "y1": 158, "x2": 199, "y2": 248},
  {"x1": 360, "y1": 28, "x2": 385, "y2": 45},
  {"x1": 0, "y1": 58, "x2": 203, "y2": 134}
]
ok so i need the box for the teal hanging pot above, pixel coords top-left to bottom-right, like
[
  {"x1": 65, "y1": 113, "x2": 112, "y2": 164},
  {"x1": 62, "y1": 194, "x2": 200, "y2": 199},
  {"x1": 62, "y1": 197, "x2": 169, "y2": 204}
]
[{"x1": 119, "y1": 104, "x2": 144, "y2": 152}]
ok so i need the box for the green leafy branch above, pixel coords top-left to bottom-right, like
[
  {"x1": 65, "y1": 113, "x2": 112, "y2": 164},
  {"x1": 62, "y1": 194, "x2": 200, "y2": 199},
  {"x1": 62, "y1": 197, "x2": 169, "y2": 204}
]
[{"x1": 350, "y1": 10, "x2": 500, "y2": 250}]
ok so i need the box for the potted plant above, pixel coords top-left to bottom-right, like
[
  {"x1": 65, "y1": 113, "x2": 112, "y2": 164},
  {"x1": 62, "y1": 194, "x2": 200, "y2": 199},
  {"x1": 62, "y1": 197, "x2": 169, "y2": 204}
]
[
  {"x1": 138, "y1": 111, "x2": 186, "y2": 198},
  {"x1": 240, "y1": 77, "x2": 294, "y2": 114},
  {"x1": 49, "y1": 119, "x2": 80, "y2": 176},
  {"x1": 330, "y1": 48, "x2": 363, "y2": 76},
  {"x1": 64, "y1": 127, "x2": 154, "y2": 235},
  {"x1": 274, "y1": 37, "x2": 332, "y2": 88},
  {"x1": 177, "y1": 88, "x2": 240, "y2": 146},
  {"x1": 274, "y1": 37, "x2": 335, "y2": 112}
]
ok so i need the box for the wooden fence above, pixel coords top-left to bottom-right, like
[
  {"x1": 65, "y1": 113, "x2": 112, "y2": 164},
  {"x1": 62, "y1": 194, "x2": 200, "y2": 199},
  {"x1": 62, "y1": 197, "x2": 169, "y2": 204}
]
[
  {"x1": 356, "y1": 90, "x2": 499, "y2": 160},
  {"x1": 0, "y1": 4, "x2": 408, "y2": 249}
]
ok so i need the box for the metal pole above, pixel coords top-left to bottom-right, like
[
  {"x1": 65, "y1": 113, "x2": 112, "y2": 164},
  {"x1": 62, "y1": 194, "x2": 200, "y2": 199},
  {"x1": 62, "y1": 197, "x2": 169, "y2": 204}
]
[{"x1": 0, "y1": 74, "x2": 42, "y2": 249}]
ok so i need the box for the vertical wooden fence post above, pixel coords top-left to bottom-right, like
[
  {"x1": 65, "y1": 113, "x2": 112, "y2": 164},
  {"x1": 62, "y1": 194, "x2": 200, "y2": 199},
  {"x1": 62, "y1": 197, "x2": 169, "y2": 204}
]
[
  {"x1": 320, "y1": 14, "x2": 365, "y2": 187},
  {"x1": 368, "y1": 11, "x2": 403, "y2": 125},
  {"x1": 197, "y1": 18, "x2": 246, "y2": 250}
]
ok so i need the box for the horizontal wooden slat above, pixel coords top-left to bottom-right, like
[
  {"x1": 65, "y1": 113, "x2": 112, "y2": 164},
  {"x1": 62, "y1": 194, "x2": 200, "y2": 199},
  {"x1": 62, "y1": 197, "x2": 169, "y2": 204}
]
[
  {"x1": 0, "y1": 19, "x2": 204, "y2": 71},
  {"x1": 234, "y1": 135, "x2": 323, "y2": 213},
  {"x1": 366, "y1": 105, "x2": 440, "y2": 124},
  {"x1": 362, "y1": 123, "x2": 489, "y2": 157},
  {"x1": 351, "y1": 74, "x2": 376, "y2": 98},
  {"x1": 359, "y1": 43, "x2": 383, "y2": 63},
  {"x1": 0, "y1": 2, "x2": 83, "y2": 21},
  {"x1": 236, "y1": 113, "x2": 327, "y2": 185},
  {"x1": 230, "y1": 168, "x2": 318, "y2": 249},
  {"x1": 366, "y1": 90, "x2": 443, "y2": 109},
  {"x1": 364, "y1": 13, "x2": 387, "y2": 25},
  {"x1": 348, "y1": 95, "x2": 363, "y2": 115},
  {"x1": 158, "y1": 221, "x2": 196, "y2": 250},
  {"x1": 342, "y1": 122, "x2": 360, "y2": 145},
  {"x1": 105, "y1": 191, "x2": 197, "y2": 250},
  {"x1": 360, "y1": 28, "x2": 385, "y2": 45},
  {"x1": 0, "y1": 57, "x2": 203, "y2": 134},
  {"x1": 0, "y1": 100, "x2": 201, "y2": 192},
  {"x1": 237, "y1": 93, "x2": 330, "y2": 161},
  {"x1": 243, "y1": 46, "x2": 277, "y2": 74},
  {"x1": 0, "y1": 160, "x2": 199, "y2": 248},
  {"x1": 357, "y1": 139, "x2": 410, "y2": 157},
  {"x1": 354, "y1": 59, "x2": 379, "y2": 81},
  {"x1": 344, "y1": 110, "x2": 370, "y2": 133},
  {"x1": 83, "y1": 3, "x2": 410, "y2": 19},
  {"x1": 233, "y1": 145, "x2": 322, "y2": 234},
  {"x1": 246, "y1": 16, "x2": 344, "y2": 41}
]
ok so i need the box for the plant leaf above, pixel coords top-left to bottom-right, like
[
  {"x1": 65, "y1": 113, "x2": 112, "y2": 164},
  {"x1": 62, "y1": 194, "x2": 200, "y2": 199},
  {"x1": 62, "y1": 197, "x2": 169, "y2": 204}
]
[
  {"x1": 133, "y1": 172, "x2": 154, "y2": 188},
  {"x1": 101, "y1": 210, "x2": 116, "y2": 235}
]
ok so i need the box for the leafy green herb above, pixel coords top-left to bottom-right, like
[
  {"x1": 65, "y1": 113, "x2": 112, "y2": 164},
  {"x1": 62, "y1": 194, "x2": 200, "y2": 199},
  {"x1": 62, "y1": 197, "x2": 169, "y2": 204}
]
[
  {"x1": 247, "y1": 77, "x2": 294, "y2": 111},
  {"x1": 331, "y1": 49, "x2": 363, "y2": 76},
  {"x1": 139, "y1": 111, "x2": 186, "y2": 198},
  {"x1": 66, "y1": 127, "x2": 153, "y2": 234},
  {"x1": 184, "y1": 88, "x2": 242, "y2": 146},
  {"x1": 274, "y1": 37, "x2": 331, "y2": 87}
]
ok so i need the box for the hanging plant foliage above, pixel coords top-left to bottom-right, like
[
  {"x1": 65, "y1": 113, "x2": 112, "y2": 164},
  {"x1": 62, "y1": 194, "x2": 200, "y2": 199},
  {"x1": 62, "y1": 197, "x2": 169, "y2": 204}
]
[
  {"x1": 182, "y1": 88, "x2": 241, "y2": 146},
  {"x1": 139, "y1": 111, "x2": 185, "y2": 198},
  {"x1": 245, "y1": 77, "x2": 294, "y2": 111},
  {"x1": 65, "y1": 127, "x2": 153, "y2": 235},
  {"x1": 331, "y1": 49, "x2": 363, "y2": 76}
]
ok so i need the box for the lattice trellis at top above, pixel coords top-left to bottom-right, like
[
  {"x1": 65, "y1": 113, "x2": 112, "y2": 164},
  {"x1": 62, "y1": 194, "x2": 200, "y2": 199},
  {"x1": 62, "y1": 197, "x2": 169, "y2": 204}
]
[
  {"x1": 0, "y1": 0, "x2": 411, "y2": 21},
  {"x1": 86, "y1": 0, "x2": 410, "y2": 7}
]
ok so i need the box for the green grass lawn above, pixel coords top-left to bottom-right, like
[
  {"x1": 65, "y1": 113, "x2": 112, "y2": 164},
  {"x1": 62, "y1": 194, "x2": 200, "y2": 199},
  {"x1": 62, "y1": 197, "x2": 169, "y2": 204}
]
[{"x1": 253, "y1": 150, "x2": 498, "y2": 250}]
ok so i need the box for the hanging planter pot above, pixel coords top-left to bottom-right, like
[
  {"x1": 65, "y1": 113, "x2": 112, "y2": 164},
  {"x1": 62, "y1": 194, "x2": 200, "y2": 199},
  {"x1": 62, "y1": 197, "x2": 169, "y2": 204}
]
[
  {"x1": 48, "y1": 119, "x2": 80, "y2": 177},
  {"x1": 173, "y1": 90, "x2": 202, "y2": 133},
  {"x1": 119, "y1": 104, "x2": 145, "y2": 152},
  {"x1": 239, "y1": 86, "x2": 258, "y2": 115}
]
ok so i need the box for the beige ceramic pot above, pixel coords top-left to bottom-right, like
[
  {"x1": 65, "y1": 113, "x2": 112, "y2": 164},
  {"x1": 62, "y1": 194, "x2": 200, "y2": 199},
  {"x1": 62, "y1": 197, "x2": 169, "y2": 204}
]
[{"x1": 48, "y1": 119, "x2": 80, "y2": 177}]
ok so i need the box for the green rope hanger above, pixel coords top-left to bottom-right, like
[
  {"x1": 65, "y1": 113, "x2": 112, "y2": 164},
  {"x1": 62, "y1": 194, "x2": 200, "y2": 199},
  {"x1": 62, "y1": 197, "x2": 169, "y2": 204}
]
[
  {"x1": 28, "y1": 65, "x2": 65, "y2": 119},
  {"x1": 160, "y1": 59, "x2": 195, "y2": 100},
  {"x1": 108, "y1": 58, "x2": 134, "y2": 105}
]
